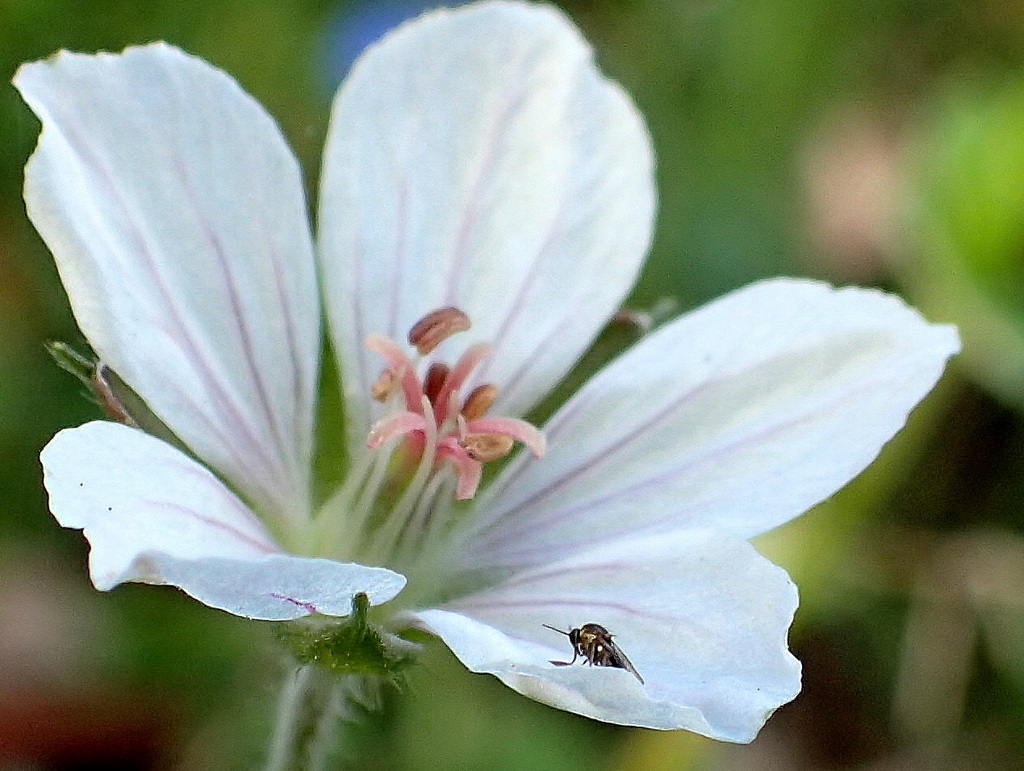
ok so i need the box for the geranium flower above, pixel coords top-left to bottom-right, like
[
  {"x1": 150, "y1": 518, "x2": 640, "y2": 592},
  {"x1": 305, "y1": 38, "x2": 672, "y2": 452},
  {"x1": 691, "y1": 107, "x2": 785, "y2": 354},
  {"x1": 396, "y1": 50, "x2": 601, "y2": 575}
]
[{"x1": 18, "y1": 0, "x2": 958, "y2": 743}]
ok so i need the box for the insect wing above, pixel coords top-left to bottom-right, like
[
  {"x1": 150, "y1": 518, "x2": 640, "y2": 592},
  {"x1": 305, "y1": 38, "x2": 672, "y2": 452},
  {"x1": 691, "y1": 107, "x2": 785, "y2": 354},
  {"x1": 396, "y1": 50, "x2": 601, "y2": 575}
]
[{"x1": 602, "y1": 637, "x2": 644, "y2": 684}]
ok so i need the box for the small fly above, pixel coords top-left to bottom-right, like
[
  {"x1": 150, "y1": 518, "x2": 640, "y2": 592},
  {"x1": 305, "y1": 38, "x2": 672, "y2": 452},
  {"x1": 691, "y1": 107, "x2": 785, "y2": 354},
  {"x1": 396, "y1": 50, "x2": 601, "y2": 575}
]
[{"x1": 543, "y1": 623, "x2": 644, "y2": 684}]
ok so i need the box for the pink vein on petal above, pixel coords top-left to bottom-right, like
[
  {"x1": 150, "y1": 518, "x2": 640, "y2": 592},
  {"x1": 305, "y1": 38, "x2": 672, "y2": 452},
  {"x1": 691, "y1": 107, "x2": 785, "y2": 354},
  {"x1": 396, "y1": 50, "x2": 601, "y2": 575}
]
[
  {"x1": 472, "y1": 171, "x2": 572, "y2": 389},
  {"x1": 256, "y1": 208, "x2": 313, "y2": 476},
  {"x1": 443, "y1": 81, "x2": 530, "y2": 307},
  {"x1": 145, "y1": 500, "x2": 280, "y2": 555},
  {"x1": 473, "y1": 365, "x2": 720, "y2": 539},
  {"x1": 387, "y1": 176, "x2": 410, "y2": 342},
  {"x1": 46, "y1": 111, "x2": 288, "y2": 509},
  {"x1": 269, "y1": 593, "x2": 318, "y2": 613},
  {"x1": 471, "y1": 372, "x2": 896, "y2": 560},
  {"x1": 170, "y1": 157, "x2": 296, "y2": 486},
  {"x1": 350, "y1": 237, "x2": 370, "y2": 430},
  {"x1": 477, "y1": 321, "x2": 769, "y2": 526},
  {"x1": 446, "y1": 596, "x2": 679, "y2": 626}
]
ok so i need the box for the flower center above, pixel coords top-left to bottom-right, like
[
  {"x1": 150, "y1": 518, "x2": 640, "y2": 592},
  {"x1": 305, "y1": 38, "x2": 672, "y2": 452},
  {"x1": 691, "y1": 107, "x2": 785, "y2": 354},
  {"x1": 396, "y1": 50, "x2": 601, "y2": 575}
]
[
  {"x1": 366, "y1": 307, "x2": 545, "y2": 500},
  {"x1": 317, "y1": 308, "x2": 544, "y2": 574}
]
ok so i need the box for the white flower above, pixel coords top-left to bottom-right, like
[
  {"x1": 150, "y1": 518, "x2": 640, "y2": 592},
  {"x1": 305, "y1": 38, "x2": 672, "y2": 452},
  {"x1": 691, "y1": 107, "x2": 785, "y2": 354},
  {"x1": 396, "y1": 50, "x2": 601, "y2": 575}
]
[{"x1": 18, "y1": 0, "x2": 958, "y2": 743}]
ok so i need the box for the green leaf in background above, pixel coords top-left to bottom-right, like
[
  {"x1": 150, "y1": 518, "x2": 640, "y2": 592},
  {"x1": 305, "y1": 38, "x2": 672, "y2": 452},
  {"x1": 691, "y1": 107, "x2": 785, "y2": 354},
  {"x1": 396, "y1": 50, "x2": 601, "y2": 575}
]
[{"x1": 907, "y1": 75, "x2": 1024, "y2": 406}]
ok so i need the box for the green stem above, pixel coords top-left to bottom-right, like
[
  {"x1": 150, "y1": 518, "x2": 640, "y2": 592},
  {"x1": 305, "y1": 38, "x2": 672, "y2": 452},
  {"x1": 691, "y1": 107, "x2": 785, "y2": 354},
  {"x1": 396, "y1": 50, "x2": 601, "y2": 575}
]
[
  {"x1": 307, "y1": 678, "x2": 347, "y2": 771},
  {"x1": 264, "y1": 664, "x2": 315, "y2": 771},
  {"x1": 264, "y1": 662, "x2": 368, "y2": 771}
]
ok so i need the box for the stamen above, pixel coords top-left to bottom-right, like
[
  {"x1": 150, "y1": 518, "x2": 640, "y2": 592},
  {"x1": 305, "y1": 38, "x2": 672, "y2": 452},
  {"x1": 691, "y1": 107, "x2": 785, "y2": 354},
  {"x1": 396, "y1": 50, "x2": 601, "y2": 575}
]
[
  {"x1": 436, "y1": 438, "x2": 485, "y2": 500},
  {"x1": 461, "y1": 383, "x2": 497, "y2": 421},
  {"x1": 347, "y1": 308, "x2": 549, "y2": 564},
  {"x1": 433, "y1": 343, "x2": 492, "y2": 425},
  {"x1": 371, "y1": 367, "x2": 400, "y2": 402},
  {"x1": 366, "y1": 334, "x2": 423, "y2": 414},
  {"x1": 367, "y1": 411, "x2": 428, "y2": 449},
  {"x1": 460, "y1": 433, "x2": 515, "y2": 463},
  {"x1": 366, "y1": 394, "x2": 439, "y2": 560},
  {"x1": 404, "y1": 471, "x2": 453, "y2": 552},
  {"x1": 467, "y1": 416, "x2": 547, "y2": 458},
  {"x1": 423, "y1": 362, "x2": 450, "y2": 406},
  {"x1": 407, "y1": 307, "x2": 471, "y2": 355}
]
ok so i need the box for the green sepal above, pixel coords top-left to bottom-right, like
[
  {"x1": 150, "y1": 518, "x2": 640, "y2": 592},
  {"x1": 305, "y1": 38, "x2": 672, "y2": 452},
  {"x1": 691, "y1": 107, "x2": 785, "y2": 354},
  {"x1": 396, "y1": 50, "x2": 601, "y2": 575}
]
[
  {"x1": 275, "y1": 593, "x2": 420, "y2": 680},
  {"x1": 45, "y1": 341, "x2": 191, "y2": 451},
  {"x1": 46, "y1": 340, "x2": 97, "y2": 386},
  {"x1": 46, "y1": 340, "x2": 138, "y2": 426}
]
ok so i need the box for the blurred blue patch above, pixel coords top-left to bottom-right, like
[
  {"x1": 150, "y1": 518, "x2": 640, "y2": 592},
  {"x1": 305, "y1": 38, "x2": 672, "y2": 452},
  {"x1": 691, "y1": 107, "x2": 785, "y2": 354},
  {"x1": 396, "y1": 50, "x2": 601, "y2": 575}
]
[{"x1": 324, "y1": 0, "x2": 465, "y2": 90}]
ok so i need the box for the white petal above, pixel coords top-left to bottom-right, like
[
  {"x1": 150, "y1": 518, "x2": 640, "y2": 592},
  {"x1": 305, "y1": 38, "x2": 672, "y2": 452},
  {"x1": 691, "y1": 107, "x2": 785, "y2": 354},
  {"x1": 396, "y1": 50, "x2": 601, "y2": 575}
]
[
  {"x1": 413, "y1": 530, "x2": 800, "y2": 742},
  {"x1": 468, "y1": 279, "x2": 959, "y2": 569},
  {"x1": 41, "y1": 421, "x2": 405, "y2": 620},
  {"x1": 319, "y1": 1, "x2": 655, "y2": 442},
  {"x1": 16, "y1": 44, "x2": 320, "y2": 523}
]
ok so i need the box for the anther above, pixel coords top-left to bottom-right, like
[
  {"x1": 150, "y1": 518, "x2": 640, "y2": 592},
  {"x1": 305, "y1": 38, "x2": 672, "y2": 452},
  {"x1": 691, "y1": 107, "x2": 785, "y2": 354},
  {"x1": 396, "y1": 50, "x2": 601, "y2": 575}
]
[
  {"x1": 371, "y1": 367, "x2": 401, "y2": 402},
  {"x1": 460, "y1": 433, "x2": 515, "y2": 463},
  {"x1": 461, "y1": 384, "x2": 498, "y2": 421},
  {"x1": 408, "y1": 307, "x2": 471, "y2": 355},
  {"x1": 423, "y1": 362, "x2": 450, "y2": 406}
]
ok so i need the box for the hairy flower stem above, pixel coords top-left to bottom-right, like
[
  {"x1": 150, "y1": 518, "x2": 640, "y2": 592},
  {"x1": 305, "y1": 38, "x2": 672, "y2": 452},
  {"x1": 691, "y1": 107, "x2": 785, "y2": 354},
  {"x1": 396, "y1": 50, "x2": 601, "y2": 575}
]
[
  {"x1": 265, "y1": 664, "x2": 313, "y2": 771},
  {"x1": 264, "y1": 664, "x2": 357, "y2": 771}
]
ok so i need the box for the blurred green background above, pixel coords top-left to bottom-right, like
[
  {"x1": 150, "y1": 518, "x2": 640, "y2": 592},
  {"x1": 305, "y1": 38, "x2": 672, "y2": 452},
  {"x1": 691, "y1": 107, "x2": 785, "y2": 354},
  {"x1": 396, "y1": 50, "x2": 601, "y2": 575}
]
[{"x1": 2, "y1": 0, "x2": 1024, "y2": 768}]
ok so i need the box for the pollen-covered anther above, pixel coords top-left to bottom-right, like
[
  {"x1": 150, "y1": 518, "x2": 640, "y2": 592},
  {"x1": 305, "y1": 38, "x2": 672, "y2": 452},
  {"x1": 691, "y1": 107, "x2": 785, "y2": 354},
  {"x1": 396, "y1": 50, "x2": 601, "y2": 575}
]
[
  {"x1": 460, "y1": 432, "x2": 515, "y2": 463},
  {"x1": 461, "y1": 383, "x2": 498, "y2": 421},
  {"x1": 371, "y1": 366, "x2": 401, "y2": 402},
  {"x1": 407, "y1": 306, "x2": 471, "y2": 355}
]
